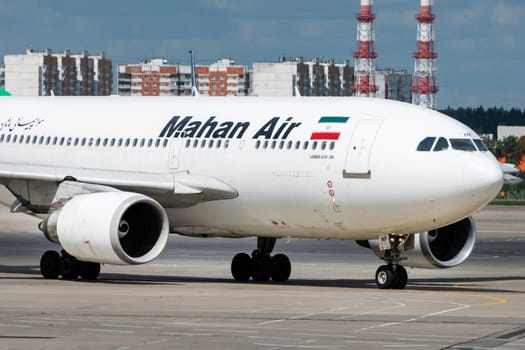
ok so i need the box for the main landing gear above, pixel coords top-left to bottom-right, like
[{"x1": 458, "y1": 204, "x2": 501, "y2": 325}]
[
  {"x1": 231, "y1": 237, "x2": 291, "y2": 282},
  {"x1": 40, "y1": 250, "x2": 101, "y2": 280},
  {"x1": 375, "y1": 234, "x2": 409, "y2": 289}
]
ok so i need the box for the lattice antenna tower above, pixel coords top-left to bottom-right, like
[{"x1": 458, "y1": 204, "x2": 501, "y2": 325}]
[
  {"x1": 411, "y1": 0, "x2": 438, "y2": 109},
  {"x1": 351, "y1": 0, "x2": 378, "y2": 97}
]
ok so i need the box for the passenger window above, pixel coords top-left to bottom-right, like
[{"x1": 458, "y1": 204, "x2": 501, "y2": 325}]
[
  {"x1": 417, "y1": 137, "x2": 436, "y2": 151},
  {"x1": 271, "y1": 141, "x2": 276, "y2": 149},
  {"x1": 295, "y1": 141, "x2": 301, "y2": 150},
  {"x1": 0, "y1": 134, "x2": 4, "y2": 143},
  {"x1": 433, "y1": 137, "x2": 449, "y2": 152},
  {"x1": 216, "y1": 139, "x2": 222, "y2": 148},
  {"x1": 185, "y1": 139, "x2": 191, "y2": 148},
  {"x1": 110, "y1": 138, "x2": 116, "y2": 147},
  {"x1": 147, "y1": 139, "x2": 152, "y2": 147},
  {"x1": 193, "y1": 139, "x2": 198, "y2": 148},
  {"x1": 473, "y1": 139, "x2": 488, "y2": 152},
  {"x1": 32, "y1": 136, "x2": 38, "y2": 144},
  {"x1": 263, "y1": 140, "x2": 268, "y2": 149},
  {"x1": 155, "y1": 139, "x2": 160, "y2": 148},
  {"x1": 312, "y1": 141, "x2": 318, "y2": 150},
  {"x1": 450, "y1": 138, "x2": 477, "y2": 152},
  {"x1": 208, "y1": 139, "x2": 214, "y2": 148},
  {"x1": 321, "y1": 141, "x2": 327, "y2": 151},
  {"x1": 287, "y1": 141, "x2": 293, "y2": 150},
  {"x1": 279, "y1": 141, "x2": 285, "y2": 149},
  {"x1": 224, "y1": 140, "x2": 230, "y2": 149},
  {"x1": 103, "y1": 138, "x2": 108, "y2": 147},
  {"x1": 12, "y1": 135, "x2": 17, "y2": 143},
  {"x1": 303, "y1": 141, "x2": 309, "y2": 150},
  {"x1": 163, "y1": 139, "x2": 168, "y2": 147},
  {"x1": 19, "y1": 135, "x2": 25, "y2": 144},
  {"x1": 67, "y1": 138, "x2": 72, "y2": 146},
  {"x1": 329, "y1": 141, "x2": 335, "y2": 150},
  {"x1": 125, "y1": 139, "x2": 130, "y2": 147},
  {"x1": 59, "y1": 137, "x2": 65, "y2": 146},
  {"x1": 95, "y1": 138, "x2": 101, "y2": 146},
  {"x1": 74, "y1": 138, "x2": 79, "y2": 146},
  {"x1": 132, "y1": 139, "x2": 138, "y2": 147}
]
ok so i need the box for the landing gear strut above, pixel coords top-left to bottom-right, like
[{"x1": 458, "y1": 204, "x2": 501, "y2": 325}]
[
  {"x1": 40, "y1": 250, "x2": 101, "y2": 280},
  {"x1": 375, "y1": 234, "x2": 409, "y2": 289},
  {"x1": 231, "y1": 238, "x2": 291, "y2": 283}
]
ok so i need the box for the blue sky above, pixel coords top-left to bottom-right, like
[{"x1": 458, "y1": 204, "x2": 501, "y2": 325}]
[{"x1": 0, "y1": 0, "x2": 523, "y2": 108}]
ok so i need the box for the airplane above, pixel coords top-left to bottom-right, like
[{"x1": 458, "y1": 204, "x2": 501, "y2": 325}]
[
  {"x1": 501, "y1": 163, "x2": 522, "y2": 185},
  {"x1": 0, "y1": 96, "x2": 503, "y2": 289}
]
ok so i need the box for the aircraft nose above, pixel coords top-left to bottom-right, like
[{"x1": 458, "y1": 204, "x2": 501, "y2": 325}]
[{"x1": 464, "y1": 155, "x2": 504, "y2": 206}]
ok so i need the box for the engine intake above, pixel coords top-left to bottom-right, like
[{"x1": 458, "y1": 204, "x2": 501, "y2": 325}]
[{"x1": 41, "y1": 192, "x2": 169, "y2": 265}]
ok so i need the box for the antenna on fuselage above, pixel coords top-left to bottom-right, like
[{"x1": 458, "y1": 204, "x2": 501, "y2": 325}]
[{"x1": 189, "y1": 49, "x2": 200, "y2": 97}]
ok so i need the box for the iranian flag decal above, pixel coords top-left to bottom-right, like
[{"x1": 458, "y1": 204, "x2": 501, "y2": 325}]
[{"x1": 310, "y1": 116, "x2": 349, "y2": 140}]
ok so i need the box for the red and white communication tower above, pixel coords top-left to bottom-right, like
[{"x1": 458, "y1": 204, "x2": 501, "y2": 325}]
[
  {"x1": 351, "y1": 0, "x2": 377, "y2": 97},
  {"x1": 411, "y1": 0, "x2": 438, "y2": 109}
]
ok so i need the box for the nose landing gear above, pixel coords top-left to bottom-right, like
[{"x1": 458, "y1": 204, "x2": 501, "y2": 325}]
[{"x1": 375, "y1": 234, "x2": 409, "y2": 289}]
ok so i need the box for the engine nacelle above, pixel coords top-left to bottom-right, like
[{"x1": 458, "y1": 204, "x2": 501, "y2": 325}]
[
  {"x1": 363, "y1": 217, "x2": 477, "y2": 269},
  {"x1": 41, "y1": 192, "x2": 169, "y2": 265}
]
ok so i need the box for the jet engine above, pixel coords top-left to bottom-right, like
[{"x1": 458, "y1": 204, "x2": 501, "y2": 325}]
[
  {"x1": 359, "y1": 217, "x2": 477, "y2": 269},
  {"x1": 40, "y1": 191, "x2": 169, "y2": 265}
]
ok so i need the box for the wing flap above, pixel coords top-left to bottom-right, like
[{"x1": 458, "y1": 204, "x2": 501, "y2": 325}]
[{"x1": 0, "y1": 162, "x2": 238, "y2": 206}]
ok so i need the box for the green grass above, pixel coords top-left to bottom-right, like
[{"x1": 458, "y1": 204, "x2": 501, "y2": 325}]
[{"x1": 490, "y1": 199, "x2": 525, "y2": 206}]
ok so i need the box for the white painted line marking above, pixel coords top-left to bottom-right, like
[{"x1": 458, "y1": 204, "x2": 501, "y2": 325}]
[
  {"x1": 162, "y1": 332, "x2": 213, "y2": 336},
  {"x1": 254, "y1": 343, "x2": 339, "y2": 349},
  {"x1": 100, "y1": 323, "x2": 162, "y2": 329},
  {"x1": 358, "y1": 303, "x2": 470, "y2": 332},
  {"x1": 0, "y1": 323, "x2": 31, "y2": 328},
  {"x1": 16, "y1": 320, "x2": 67, "y2": 325},
  {"x1": 81, "y1": 328, "x2": 133, "y2": 334}
]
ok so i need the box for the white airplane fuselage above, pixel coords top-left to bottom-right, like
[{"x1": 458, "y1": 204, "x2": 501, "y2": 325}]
[{"x1": 0, "y1": 96, "x2": 503, "y2": 242}]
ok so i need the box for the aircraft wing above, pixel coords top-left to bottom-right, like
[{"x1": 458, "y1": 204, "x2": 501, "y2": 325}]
[{"x1": 0, "y1": 162, "x2": 238, "y2": 209}]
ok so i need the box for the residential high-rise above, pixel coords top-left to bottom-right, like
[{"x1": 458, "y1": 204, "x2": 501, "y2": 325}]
[
  {"x1": 250, "y1": 57, "x2": 353, "y2": 97},
  {"x1": 118, "y1": 58, "x2": 248, "y2": 97},
  {"x1": 4, "y1": 48, "x2": 112, "y2": 96}
]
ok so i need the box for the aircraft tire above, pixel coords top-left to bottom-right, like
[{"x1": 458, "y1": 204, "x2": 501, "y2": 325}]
[
  {"x1": 80, "y1": 262, "x2": 101, "y2": 280},
  {"x1": 252, "y1": 254, "x2": 271, "y2": 282},
  {"x1": 392, "y1": 265, "x2": 408, "y2": 289},
  {"x1": 271, "y1": 254, "x2": 291, "y2": 282},
  {"x1": 375, "y1": 265, "x2": 398, "y2": 289},
  {"x1": 40, "y1": 250, "x2": 61, "y2": 279},
  {"x1": 60, "y1": 252, "x2": 81, "y2": 280},
  {"x1": 231, "y1": 253, "x2": 252, "y2": 281}
]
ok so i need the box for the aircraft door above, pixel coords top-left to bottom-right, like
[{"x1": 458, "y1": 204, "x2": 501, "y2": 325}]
[
  {"x1": 168, "y1": 138, "x2": 182, "y2": 169},
  {"x1": 343, "y1": 119, "x2": 383, "y2": 179}
]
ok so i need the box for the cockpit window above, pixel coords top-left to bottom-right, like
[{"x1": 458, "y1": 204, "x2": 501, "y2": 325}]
[
  {"x1": 450, "y1": 138, "x2": 477, "y2": 152},
  {"x1": 433, "y1": 137, "x2": 449, "y2": 152},
  {"x1": 417, "y1": 137, "x2": 436, "y2": 151},
  {"x1": 473, "y1": 139, "x2": 489, "y2": 152}
]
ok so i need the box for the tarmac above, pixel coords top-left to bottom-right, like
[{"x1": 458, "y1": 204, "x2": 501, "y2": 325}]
[{"x1": 0, "y1": 205, "x2": 524, "y2": 349}]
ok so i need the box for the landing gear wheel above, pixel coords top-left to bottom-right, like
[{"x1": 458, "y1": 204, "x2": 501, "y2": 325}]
[
  {"x1": 60, "y1": 252, "x2": 81, "y2": 280},
  {"x1": 40, "y1": 250, "x2": 61, "y2": 279},
  {"x1": 392, "y1": 265, "x2": 408, "y2": 290},
  {"x1": 271, "y1": 254, "x2": 291, "y2": 282},
  {"x1": 375, "y1": 265, "x2": 398, "y2": 289},
  {"x1": 251, "y1": 254, "x2": 272, "y2": 282},
  {"x1": 80, "y1": 262, "x2": 101, "y2": 280},
  {"x1": 231, "y1": 253, "x2": 252, "y2": 281}
]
